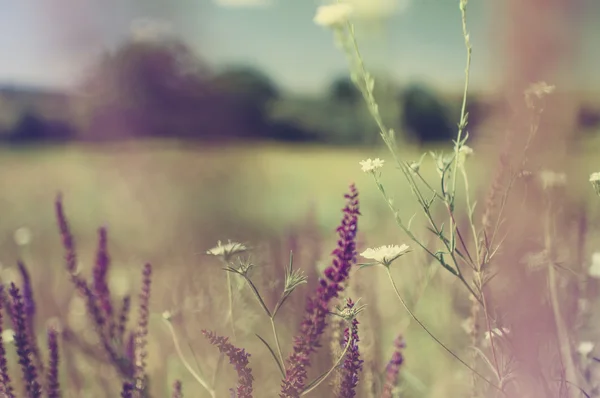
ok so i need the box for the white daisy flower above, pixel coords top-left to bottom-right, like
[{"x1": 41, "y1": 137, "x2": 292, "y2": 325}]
[
  {"x1": 313, "y1": 3, "x2": 354, "y2": 27},
  {"x1": 577, "y1": 341, "x2": 595, "y2": 357},
  {"x1": 483, "y1": 328, "x2": 510, "y2": 340},
  {"x1": 359, "y1": 158, "x2": 385, "y2": 173},
  {"x1": 14, "y1": 227, "x2": 32, "y2": 246},
  {"x1": 207, "y1": 240, "x2": 248, "y2": 262},
  {"x1": 590, "y1": 172, "x2": 600, "y2": 196},
  {"x1": 360, "y1": 244, "x2": 410, "y2": 267},
  {"x1": 588, "y1": 252, "x2": 600, "y2": 278},
  {"x1": 2, "y1": 329, "x2": 14, "y2": 344}
]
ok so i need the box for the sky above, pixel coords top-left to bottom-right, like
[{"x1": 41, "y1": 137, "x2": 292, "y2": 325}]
[{"x1": 1, "y1": 0, "x2": 599, "y2": 95}]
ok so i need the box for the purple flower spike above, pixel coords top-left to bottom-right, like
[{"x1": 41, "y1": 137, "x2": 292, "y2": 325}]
[
  {"x1": 93, "y1": 227, "x2": 113, "y2": 319},
  {"x1": 280, "y1": 184, "x2": 360, "y2": 398},
  {"x1": 9, "y1": 283, "x2": 42, "y2": 398},
  {"x1": 381, "y1": 334, "x2": 406, "y2": 398},
  {"x1": 340, "y1": 299, "x2": 363, "y2": 398},
  {"x1": 46, "y1": 328, "x2": 61, "y2": 398},
  {"x1": 202, "y1": 330, "x2": 253, "y2": 398}
]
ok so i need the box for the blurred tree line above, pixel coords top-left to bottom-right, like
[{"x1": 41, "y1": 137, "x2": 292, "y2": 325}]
[{"x1": 1, "y1": 36, "x2": 599, "y2": 146}]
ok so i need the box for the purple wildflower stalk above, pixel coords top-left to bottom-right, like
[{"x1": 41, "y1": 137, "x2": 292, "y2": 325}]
[
  {"x1": 280, "y1": 184, "x2": 360, "y2": 398},
  {"x1": 17, "y1": 262, "x2": 44, "y2": 375},
  {"x1": 339, "y1": 299, "x2": 363, "y2": 398},
  {"x1": 0, "y1": 286, "x2": 15, "y2": 398},
  {"x1": 202, "y1": 330, "x2": 254, "y2": 398},
  {"x1": 55, "y1": 194, "x2": 77, "y2": 275},
  {"x1": 93, "y1": 227, "x2": 113, "y2": 322},
  {"x1": 171, "y1": 380, "x2": 183, "y2": 398},
  {"x1": 9, "y1": 283, "x2": 42, "y2": 398},
  {"x1": 134, "y1": 264, "x2": 152, "y2": 394},
  {"x1": 55, "y1": 195, "x2": 134, "y2": 378},
  {"x1": 380, "y1": 335, "x2": 406, "y2": 398},
  {"x1": 46, "y1": 328, "x2": 61, "y2": 398},
  {"x1": 117, "y1": 296, "x2": 132, "y2": 345},
  {"x1": 121, "y1": 381, "x2": 134, "y2": 398}
]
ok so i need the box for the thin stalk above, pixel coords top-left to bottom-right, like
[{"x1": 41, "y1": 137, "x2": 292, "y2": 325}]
[
  {"x1": 225, "y1": 270, "x2": 237, "y2": 342},
  {"x1": 162, "y1": 318, "x2": 215, "y2": 398},
  {"x1": 543, "y1": 200, "x2": 582, "y2": 396},
  {"x1": 270, "y1": 316, "x2": 285, "y2": 372},
  {"x1": 299, "y1": 335, "x2": 352, "y2": 396},
  {"x1": 385, "y1": 267, "x2": 502, "y2": 394}
]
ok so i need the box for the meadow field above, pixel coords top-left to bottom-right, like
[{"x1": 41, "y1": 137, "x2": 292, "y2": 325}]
[{"x1": 0, "y1": 137, "x2": 598, "y2": 398}]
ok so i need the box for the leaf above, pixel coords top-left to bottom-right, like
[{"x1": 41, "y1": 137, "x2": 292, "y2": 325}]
[{"x1": 255, "y1": 334, "x2": 285, "y2": 377}]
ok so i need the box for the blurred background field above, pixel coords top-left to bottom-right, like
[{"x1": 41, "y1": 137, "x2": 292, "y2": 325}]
[{"x1": 1, "y1": 0, "x2": 600, "y2": 397}]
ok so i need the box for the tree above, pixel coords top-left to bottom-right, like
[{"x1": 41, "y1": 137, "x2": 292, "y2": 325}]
[
  {"x1": 77, "y1": 38, "x2": 251, "y2": 141},
  {"x1": 329, "y1": 76, "x2": 361, "y2": 106},
  {"x1": 400, "y1": 83, "x2": 454, "y2": 144}
]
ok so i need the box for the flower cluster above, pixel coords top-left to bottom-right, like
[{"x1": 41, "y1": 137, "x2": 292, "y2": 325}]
[
  {"x1": 313, "y1": 3, "x2": 353, "y2": 27},
  {"x1": 359, "y1": 158, "x2": 384, "y2": 173},
  {"x1": 381, "y1": 335, "x2": 406, "y2": 398},
  {"x1": 339, "y1": 299, "x2": 363, "y2": 398},
  {"x1": 280, "y1": 184, "x2": 360, "y2": 397},
  {"x1": 202, "y1": 330, "x2": 254, "y2": 398},
  {"x1": 590, "y1": 172, "x2": 600, "y2": 196},
  {"x1": 360, "y1": 244, "x2": 410, "y2": 268}
]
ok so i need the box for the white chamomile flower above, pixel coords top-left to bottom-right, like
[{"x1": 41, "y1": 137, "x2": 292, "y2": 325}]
[
  {"x1": 360, "y1": 244, "x2": 410, "y2": 267},
  {"x1": 359, "y1": 158, "x2": 384, "y2": 173},
  {"x1": 459, "y1": 145, "x2": 473, "y2": 156},
  {"x1": 2, "y1": 329, "x2": 14, "y2": 344},
  {"x1": 206, "y1": 240, "x2": 248, "y2": 262},
  {"x1": 577, "y1": 341, "x2": 595, "y2": 357},
  {"x1": 539, "y1": 170, "x2": 566, "y2": 190},
  {"x1": 456, "y1": 145, "x2": 473, "y2": 168},
  {"x1": 590, "y1": 172, "x2": 600, "y2": 196},
  {"x1": 313, "y1": 3, "x2": 353, "y2": 27},
  {"x1": 588, "y1": 252, "x2": 600, "y2": 278},
  {"x1": 482, "y1": 327, "x2": 510, "y2": 346}
]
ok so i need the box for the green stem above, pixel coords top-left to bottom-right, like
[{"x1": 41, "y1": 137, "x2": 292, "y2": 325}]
[
  {"x1": 385, "y1": 267, "x2": 502, "y2": 393},
  {"x1": 299, "y1": 334, "x2": 352, "y2": 396},
  {"x1": 270, "y1": 316, "x2": 286, "y2": 372},
  {"x1": 162, "y1": 318, "x2": 216, "y2": 398},
  {"x1": 226, "y1": 270, "x2": 237, "y2": 341}
]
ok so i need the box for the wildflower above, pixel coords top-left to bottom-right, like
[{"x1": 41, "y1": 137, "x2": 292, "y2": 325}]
[
  {"x1": 46, "y1": 328, "x2": 61, "y2": 398},
  {"x1": 588, "y1": 252, "x2": 600, "y2": 278},
  {"x1": 359, "y1": 158, "x2": 384, "y2": 173},
  {"x1": 313, "y1": 3, "x2": 353, "y2": 27},
  {"x1": 202, "y1": 330, "x2": 254, "y2": 398},
  {"x1": 13, "y1": 227, "x2": 31, "y2": 246},
  {"x1": 457, "y1": 145, "x2": 473, "y2": 168},
  {"x1": 483, "y1": 327, "x2": 510, "y2": 344},
  {"x1": 134, "y1": 264, "x2": 152, "y2": 394},
  {"x1": 577, "y1": 341, "x2": 594, "y2": 357},
  {"x1": 93, "y1": 227, "x2": 113, "y2": 319},
  {"x1": 524, "y1": 81, "x2": 556, "y2": 108},
  {"x1": 590, "y1": 172, "x2": 600, "y2": 196},
  {"x1": 381, "y1": 335, "x2": 405, "y2": 398},
  {"x1": 206, "y1": 240, "x2": 248, "y2": 262},
  {"x1": 172, "y1": 380, "x2": 183, "y2": 398},
  {"x1": 280, "y1": 184, "x2": 360, "y2": 397},
  {"x1": 460, "y1": 145, "x2": 473, "y2": 156},
  {"x1": 360, "y1": 244, "x2": 410, "y2": 268},
  {"x1": 339, "y1": 299, "x2": 363, "y2": 398},
  {"x1": 9, "y1": 283, "x2": 42, "y2": 397},
  {"x1": 539, "y1": 170, "x2": 566, "y2": 190}
]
